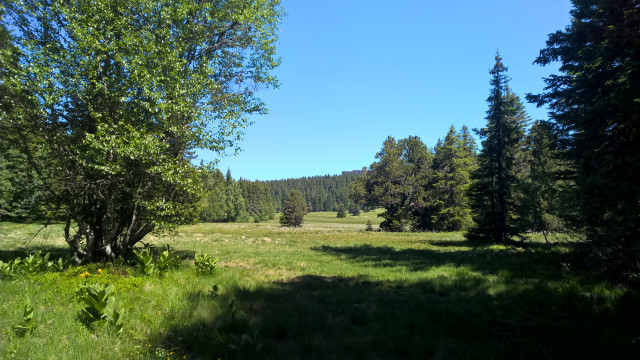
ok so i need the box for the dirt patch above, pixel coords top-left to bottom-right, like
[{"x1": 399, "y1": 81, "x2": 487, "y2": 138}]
[{"x1": 220, "y1": 260, "x2": 254, "y2": 269}]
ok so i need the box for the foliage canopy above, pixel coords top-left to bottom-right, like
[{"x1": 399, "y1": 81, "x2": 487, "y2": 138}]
[{"x1": 0, "y1": 0, "x2": 282, "y2": 262}]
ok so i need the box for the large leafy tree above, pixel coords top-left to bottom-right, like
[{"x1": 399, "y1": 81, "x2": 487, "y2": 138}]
[
  {"x1": 528, "y1": 0, "x2": 640, "y2": 278},
  {"x1": 467, "y1": 54, "x2": 528, "y2": 243},
  {"x1": 1, "y1": 0, "x2": 282, "y2": 262}
]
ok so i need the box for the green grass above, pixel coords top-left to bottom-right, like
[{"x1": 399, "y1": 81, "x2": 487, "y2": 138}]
[{"x1": 1, "y1": 217, "x2": 639, "y2": 359}]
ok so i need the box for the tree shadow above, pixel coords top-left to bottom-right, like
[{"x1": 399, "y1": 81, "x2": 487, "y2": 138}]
[
  {"x1": 172, "y1": 249, "x2": 197, "y2": 261},
  {"x1": 409, "y1": 239, "x2": 476, "y2": 247},
  {"x1": 0, "y1": 245, "x2": 70, "y2": 262},
  {"x1": 413, "y1": 238, "x2": 574, "y2": 251},
  {"x1": 150, "y1": 275, "x2": 639, "y2": 360},
  {"x1": 312, "y1": 244, "x2": 567, "y2": 280}
]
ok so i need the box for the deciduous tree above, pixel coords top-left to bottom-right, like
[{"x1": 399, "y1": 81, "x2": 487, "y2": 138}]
[{"x1": 1, "y1": 0, "x2": 282, "y2": 262}]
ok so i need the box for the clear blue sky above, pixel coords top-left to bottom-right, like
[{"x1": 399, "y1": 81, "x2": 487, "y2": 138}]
[{"x1": 200, "y1": 0, "x2": 574, "y2": 181}]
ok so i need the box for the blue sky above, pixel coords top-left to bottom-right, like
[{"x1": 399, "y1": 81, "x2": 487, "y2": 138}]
[{"x1": 201, "y1": 0, "x2": 574, "y2": 181}]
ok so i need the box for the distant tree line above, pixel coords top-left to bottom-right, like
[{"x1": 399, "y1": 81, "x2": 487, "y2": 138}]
[
  {"x1": 263, "y1": 173, "x2": 366, "y2": 214},
  {"x1": 199, "y1": 169, "x2": 275, "y2": 223}
]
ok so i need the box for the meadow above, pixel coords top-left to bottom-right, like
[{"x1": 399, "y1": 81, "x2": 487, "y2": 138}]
[{"x1": 0, "y1": 210, "x2": 638, "y2": 359}]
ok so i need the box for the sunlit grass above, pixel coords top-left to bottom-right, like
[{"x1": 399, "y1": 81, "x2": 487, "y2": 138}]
[{"x1": 1, "y1": 217, "x2": 638, "y2": 359}]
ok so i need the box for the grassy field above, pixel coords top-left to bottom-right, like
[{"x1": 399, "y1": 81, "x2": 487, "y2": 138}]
[{"x1": 0, "y1": 211, "x2": 639, "y2": 359}]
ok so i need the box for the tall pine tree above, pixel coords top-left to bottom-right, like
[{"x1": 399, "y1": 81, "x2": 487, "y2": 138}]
[{"x1": 467, "y1": 53, "x2": 528, "y2": 243}]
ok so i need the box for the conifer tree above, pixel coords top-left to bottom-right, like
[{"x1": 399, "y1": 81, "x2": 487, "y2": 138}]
[
  {"x1": 336, "y1": 203, "x2": 346, "y2": 218},
  {"x1": 224, "y1": 170, "x2": 249, "y2": 222},
  {"x1": 199, "y1": 169, "x2": 228, "y2": 222},
  {"x1": 361, "y1": 136, "x2": 432, "y2": 231},
  {"x1": 239, "y1": 180, "x2": 275, "y2": 222},
  {"x1": 528, "y1": 0, "x2": 640, "y2": 279},
  {"x1": 428, "y1": 125, "x2": 477, "y2": 231},
  {"x1": 467, "y1": 53, "x2": 528, "y2": 243},
  {"x1": 280, "y1": 190, "x2": 307, "y2": 227},
  {"x1": 517, "y1": 121, "x2": 566, "y2": 242}
]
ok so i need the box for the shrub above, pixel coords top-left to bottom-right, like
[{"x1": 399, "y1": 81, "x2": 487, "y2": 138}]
[
  {"x1": 134, "y1": 244, "x2": 178, "y2": 276},
  {"x1": 134, "y1": 247, "x2": 155, "y2": 275},
  {"x1": 194, "y1": 253, "x2": 218, "y2": 276},
  {"x1": 77, "y1": 283, "x2": 123, "y2": 335},
  {"x1": 12, "y1": 297, "x2": 37, "y2": 337},
  {"x1": 0, "y1": 260, "x2": 17, "y2": 279}
]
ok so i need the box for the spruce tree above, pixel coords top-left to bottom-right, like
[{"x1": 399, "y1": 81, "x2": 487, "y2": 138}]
[
  {"x1": 280, "y1": 190, "x2": 307, "y2": 227},
  {"x1": 467, "y1": 53, "x2": 528, "y2": 243},
  {"x1": 429, "y1": 125, "x2": 477, "y2": 231},
  {"x1": 239, "y1": 180, "x2": 275, "y2": 222},
  {"x1": 528, "y1": 0, "x2": 640, "y2": 279},
  {"x1": 336, "y1": 204, "x2": 346, "y2": 218},
  {"x1": 517, "y1": 121, "x2": 566, "y2": 242},
  {"x1": 224, "y1": 170, "x2": 249, "y2": 222},
  {"x1": 199, "y1": 169, "x2": 228, "y2": 222}
]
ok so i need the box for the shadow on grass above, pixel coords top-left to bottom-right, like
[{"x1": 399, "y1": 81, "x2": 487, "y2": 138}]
[
  {"x1": 0, "y1": 245, "x2": 195, "y2": 263},
  {"x1": 312, "y1": 244, "x2": 567, "y2": 280},
  {"x1": 0, "y1": 245, "x2": 70, "y2": 262},
  {"x1": 151, "y1": 275, "x2": 640, "y2": 360},
  {"x1": 412, "y1": 238, "x2": 573, "y2": 250}
]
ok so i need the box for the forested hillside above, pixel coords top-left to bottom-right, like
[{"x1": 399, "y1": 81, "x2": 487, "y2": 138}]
[
  {"x1": 263, "y1": 172, "x2": 365, "y2": 213},
  {"x1": 199, "y1": 169, "x2": 275, "y2": 223}
]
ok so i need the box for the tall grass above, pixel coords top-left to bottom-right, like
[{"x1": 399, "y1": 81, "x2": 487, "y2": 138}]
[{"x1": 0, "y1": 215, "x2": 638, "y2": 359}]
